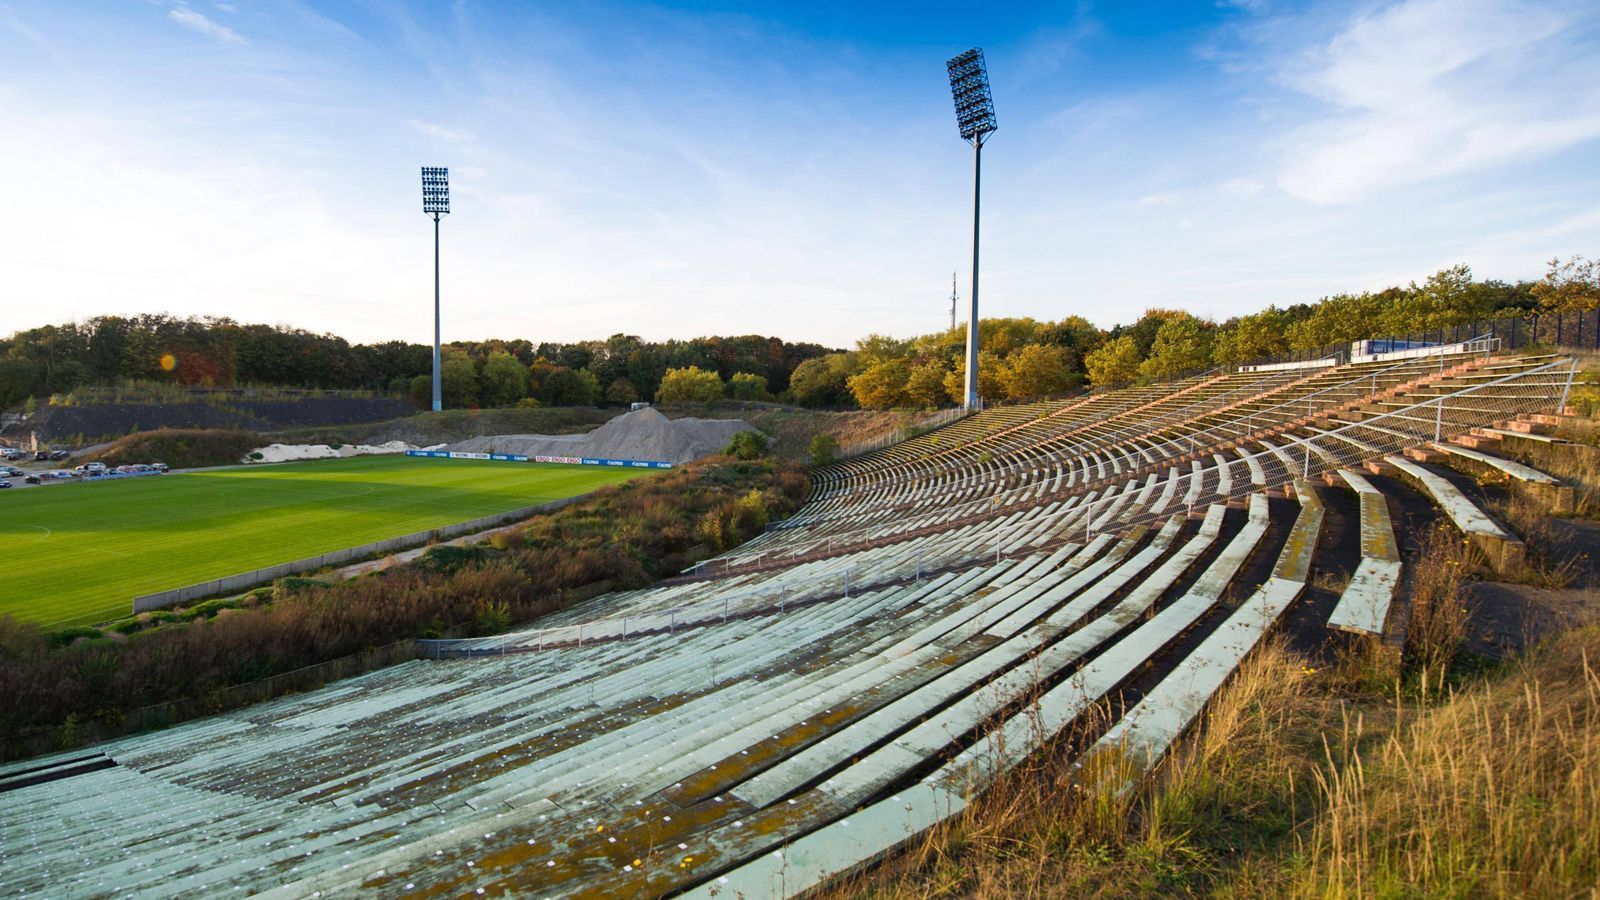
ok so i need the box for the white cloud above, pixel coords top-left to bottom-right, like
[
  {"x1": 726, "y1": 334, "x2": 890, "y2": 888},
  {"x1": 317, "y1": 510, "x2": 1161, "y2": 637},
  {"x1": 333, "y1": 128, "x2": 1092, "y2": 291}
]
[
  {"x1": 1273, "y1": 0, "x2": 1600, "y2": 204},
  {"x1": 407, "y1": 120, "x2": 473, "y2": 144},
  {"x1": 168, "y1": 5, "x2": 247, "y2": 46},
  {"x1": 1217, "y1": 177, "x2": 1263, "y2": 197},
  {"x1": 214, "y1": 3, "x2": 237, "y2": 12},
  {"x1": 1136, "y1": 191, "x2": 1183, "y2": 208}
]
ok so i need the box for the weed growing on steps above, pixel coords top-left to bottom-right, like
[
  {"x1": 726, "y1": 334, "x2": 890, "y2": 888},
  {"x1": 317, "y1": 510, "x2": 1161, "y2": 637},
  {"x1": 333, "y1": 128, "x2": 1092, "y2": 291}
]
[{"x1": 818, "y1": 623, "x2": 1600, "y2": 899}]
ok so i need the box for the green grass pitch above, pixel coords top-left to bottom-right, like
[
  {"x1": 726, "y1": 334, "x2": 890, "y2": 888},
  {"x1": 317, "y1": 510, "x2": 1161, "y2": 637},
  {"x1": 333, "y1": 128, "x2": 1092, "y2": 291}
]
[{"x1": 0, "y1": 456, "x2": 650, "y2": 628}]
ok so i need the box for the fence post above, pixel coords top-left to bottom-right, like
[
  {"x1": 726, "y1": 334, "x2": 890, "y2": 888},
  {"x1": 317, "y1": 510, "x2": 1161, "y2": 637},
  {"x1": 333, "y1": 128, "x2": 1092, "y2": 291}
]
[
  {"x1": 723, "y1": 597, "x2": 729, "y2": 623},
  {"x1": 1434, "y1": 397, "x2": 1443, "y2": 442},
  {"x1": 578, "y1": 623, "x2": 584, "y2": 647},
  {"x1": 670, "y1": 610, "x2": 676, "y2": 634}
]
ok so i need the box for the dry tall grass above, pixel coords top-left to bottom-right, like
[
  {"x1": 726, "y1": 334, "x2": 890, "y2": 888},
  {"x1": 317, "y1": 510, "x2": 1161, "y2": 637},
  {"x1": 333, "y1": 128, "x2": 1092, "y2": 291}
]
[
  {"x1": 1301, "y1": 626, "x2": 1600, "y2": 897},
  {"x1": 1403, "y1": 524, "x2": 1476, "y2": 688},
  {"x1": 816, "y1": 624, "x2": 1600, "y2": 899}
]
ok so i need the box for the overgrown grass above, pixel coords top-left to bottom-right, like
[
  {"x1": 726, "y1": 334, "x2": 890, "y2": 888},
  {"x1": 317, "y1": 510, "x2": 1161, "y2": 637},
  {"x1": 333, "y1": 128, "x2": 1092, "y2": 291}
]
[{"x1": 822, "y1": 519, "x2": 1599, "y2": 900}]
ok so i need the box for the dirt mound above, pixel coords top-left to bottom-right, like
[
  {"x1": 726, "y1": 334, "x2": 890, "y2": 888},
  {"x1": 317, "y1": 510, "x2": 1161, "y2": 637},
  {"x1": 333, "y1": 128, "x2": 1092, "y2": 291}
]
[{"x1": 448, "y1": 408, "x2": 753, "y2": 464}]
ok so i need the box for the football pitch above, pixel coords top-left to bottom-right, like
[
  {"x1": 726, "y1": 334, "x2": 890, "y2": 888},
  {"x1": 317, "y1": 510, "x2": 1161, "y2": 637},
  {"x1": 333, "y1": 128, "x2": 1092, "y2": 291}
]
[{"x1": 0, "y1": 456, "x2": 650, "y2": 628}]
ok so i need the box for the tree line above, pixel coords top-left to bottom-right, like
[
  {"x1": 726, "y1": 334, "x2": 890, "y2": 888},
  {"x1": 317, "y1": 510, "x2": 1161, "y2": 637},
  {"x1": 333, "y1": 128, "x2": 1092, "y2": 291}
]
[
  {"x1": 2, "y1": 257, "x2": 1595, "y2": 412},
  {"x1": 0, "y1": 316, "x2": 834, "y2": 411},
  {"x1": 804, "y1": 258, "x2": 1597, "y2": 409}
]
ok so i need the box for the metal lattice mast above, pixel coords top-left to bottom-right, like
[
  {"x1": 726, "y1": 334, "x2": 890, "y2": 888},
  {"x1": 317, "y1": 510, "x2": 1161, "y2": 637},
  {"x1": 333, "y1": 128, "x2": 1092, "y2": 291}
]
[
  {"x1": 421, "y1": 166, "x2": 451, "y2": 412},
  {"x1": 946, "y1": 48, "x2": 997, "y2": 411},
  {"x1": 949, "y1": 271, "x2": 959, "y2": 332}
]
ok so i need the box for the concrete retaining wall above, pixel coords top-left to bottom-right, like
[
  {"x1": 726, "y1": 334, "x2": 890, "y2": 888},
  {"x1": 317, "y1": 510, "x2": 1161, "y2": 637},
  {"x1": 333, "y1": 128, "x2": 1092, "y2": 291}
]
[{"x1": 131, "y1": 494, "x2": 585, "y2": 614}]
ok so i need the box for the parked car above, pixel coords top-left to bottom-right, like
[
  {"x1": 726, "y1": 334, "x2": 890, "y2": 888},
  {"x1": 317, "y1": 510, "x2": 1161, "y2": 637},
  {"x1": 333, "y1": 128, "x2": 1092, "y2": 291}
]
[
  {"x1": 0, "y1": 480, "x2": 11, "y2": 489},
  {"x1": 45, "y1": 470, "x2": 74, "y2": 480},
  {"x1": 23, "y1": 475, "x2": 41, "y2": 484},
  {"x1": 151, "y1": 462, "x2": 169, "y2": 473},
  {"x1": 49, "y1": 450, "x2": 70, "y2": 461},
  {"x1": 0, "y1": 466, "x2": 22, "y2": 477},
  {"x1": 35, "y1": 451, "x2": 48, "y2": 461}
]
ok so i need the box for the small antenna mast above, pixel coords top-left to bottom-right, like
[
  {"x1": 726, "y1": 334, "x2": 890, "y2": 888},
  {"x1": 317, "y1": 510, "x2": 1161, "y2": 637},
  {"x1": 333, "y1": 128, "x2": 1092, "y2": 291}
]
[{"x1": 949, "y1": 271, "x2": 959, "y2": 331}]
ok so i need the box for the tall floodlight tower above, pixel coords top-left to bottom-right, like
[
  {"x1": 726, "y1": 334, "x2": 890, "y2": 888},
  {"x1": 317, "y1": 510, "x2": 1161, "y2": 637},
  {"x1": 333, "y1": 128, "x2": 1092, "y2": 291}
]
[
  {"x1": 946, "y1": 48, "x2": 997, "y2": 411},
  {"x1": 421, "y1": 167, "x2": 450, "y2": 412}
]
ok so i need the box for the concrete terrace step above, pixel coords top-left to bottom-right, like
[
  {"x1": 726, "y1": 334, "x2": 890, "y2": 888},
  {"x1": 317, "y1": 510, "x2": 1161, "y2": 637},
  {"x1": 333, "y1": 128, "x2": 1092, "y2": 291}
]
[
  {"x1": 1384, "y1": 455, "x2": 1525, "y2": 573},
  {"x1": 1326, "y1": 470, "x2": 1403, "y2": 636}
]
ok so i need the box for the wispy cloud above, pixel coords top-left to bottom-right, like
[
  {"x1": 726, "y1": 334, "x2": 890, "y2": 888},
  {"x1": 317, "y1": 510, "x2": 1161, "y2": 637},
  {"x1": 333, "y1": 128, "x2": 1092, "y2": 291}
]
[
  {"x1": 1270, "y1": 0, "x2": 1600, "y2": 204},
  {"x1": 168, "y1": 5, "x2": 248, "y2": 46},
  {"x1": 407, "y1": 119, "x2": 473, "y2": 143}
]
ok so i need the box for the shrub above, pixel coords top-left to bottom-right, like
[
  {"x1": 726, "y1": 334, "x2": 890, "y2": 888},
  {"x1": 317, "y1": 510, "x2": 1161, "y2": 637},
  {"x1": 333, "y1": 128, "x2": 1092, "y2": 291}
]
[
  {"x1": 272, "y1": 577, "x2": 328, "y2": 601},
  {"x1": 724, "y1": 430, "x2": 769, "y2": 460},
  {"x1": 808, "y1": 433, "x2": 839, "y2": 466},
  {"x1": 179, "y1": 598, "x2": 239, "y2": 621},
  {"x1": 416, "y1": 544, "x2": 489, "y2": 575},
  {"x1": 47, "y1": 626, "x2": 104, "y2": 648}
]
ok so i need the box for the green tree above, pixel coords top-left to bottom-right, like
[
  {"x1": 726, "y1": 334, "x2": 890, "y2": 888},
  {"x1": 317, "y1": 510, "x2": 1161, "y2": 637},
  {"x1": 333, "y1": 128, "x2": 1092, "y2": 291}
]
[
  {"x1": 1213, "y1": 307, "x2": 1292, "y2": 365},
  {"x1": 656, "y1": 366, "x2": 725, "y2": 403},
  {"x1": 407, "y1": 373, "x2": 432, "y2": 407},
  {"x1": 540, "y1": 367, "x2": 600, "y2": 406},
  {"x1": 1385, "y1": 264, "x2": 1491, "y2": 333},
  {"x1": 808, "y1": 433, "x2": 839, "y2": 466},
  {"x1": 604, "y1": 377, "x2": 640, "y2": 405},
  {"x1": 942, "y1": 351, "x2": 1007, "y2": 404},
  {"x1": 724, "y1": 430, "x2": 769, "y2": 460},
  {"x1": 1001, "y1": 343, "x2": 1076, "y2": 400},
  {"x1": 1084, "y1": 335, "x2": 1142, "y2": 385},
  {"x1": 441, "y1": 352, "x2": 479, "y2": 407},
  {"x1": 478, "y1": 351, "x2": 529, "y2": 407},
  {"x1": 1140, "y1": 316, "x2": 1214, "y2": 381},
  {"x1": 904, "y1": 361, "x2": 951, "y2": 408},
  {"x1": 726, "y1": 372, "x2": 772, "y2": 401},
  {"x1": 847, "y1": 359, "x2": 910, "y2": 409},
  {"x1": 1531, "y1": 256, "x2": 1600, "y2": 312},
  {"x1": 788, "y1": 353, "x2": 860, "y2": 407}
]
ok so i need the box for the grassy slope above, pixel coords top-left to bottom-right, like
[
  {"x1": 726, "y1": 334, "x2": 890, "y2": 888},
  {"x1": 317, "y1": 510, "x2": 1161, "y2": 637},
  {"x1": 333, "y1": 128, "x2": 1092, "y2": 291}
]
[{"x1": 0, "y1": 456, "x2": 647, "y2": 628}]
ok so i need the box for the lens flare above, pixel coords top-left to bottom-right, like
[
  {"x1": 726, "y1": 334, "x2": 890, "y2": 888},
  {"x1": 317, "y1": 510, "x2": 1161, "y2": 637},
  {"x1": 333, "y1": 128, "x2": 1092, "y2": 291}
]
[{"x1": 159, "y1": 353, "x2": 177, "y2": 372}]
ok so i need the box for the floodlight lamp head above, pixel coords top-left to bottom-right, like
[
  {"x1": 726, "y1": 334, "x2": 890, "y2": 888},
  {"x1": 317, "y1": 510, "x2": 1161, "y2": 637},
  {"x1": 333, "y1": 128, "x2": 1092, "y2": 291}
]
[
  {"x1": 946, "y1": 47, "x2": 997, "y2": 144},
  {"x1": 421, "y1": 166, "x2": 450, "y2": 215}
]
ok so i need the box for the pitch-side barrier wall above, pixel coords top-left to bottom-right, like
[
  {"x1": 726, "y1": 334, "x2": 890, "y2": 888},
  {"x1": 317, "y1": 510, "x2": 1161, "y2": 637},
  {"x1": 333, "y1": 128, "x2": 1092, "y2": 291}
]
[
  {"x1": 404, "y1": 449, "x2": 672, "y2": 469},
  {"x1": 131, "y1": 494, "x2": 587, "y2": 614}
]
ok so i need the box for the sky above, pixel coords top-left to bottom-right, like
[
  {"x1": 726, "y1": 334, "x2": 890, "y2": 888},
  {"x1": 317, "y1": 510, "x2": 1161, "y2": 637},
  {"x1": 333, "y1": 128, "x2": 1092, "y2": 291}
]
[{"x1": 1, "y1": 0, "x2": 1598, "y2": 349}]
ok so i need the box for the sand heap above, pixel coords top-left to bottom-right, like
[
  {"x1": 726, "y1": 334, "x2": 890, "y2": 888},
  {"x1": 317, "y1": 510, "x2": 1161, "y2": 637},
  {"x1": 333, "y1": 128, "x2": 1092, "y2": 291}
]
[{"x1": 448, "y1": 408, "x2": 754, "y2": 465}]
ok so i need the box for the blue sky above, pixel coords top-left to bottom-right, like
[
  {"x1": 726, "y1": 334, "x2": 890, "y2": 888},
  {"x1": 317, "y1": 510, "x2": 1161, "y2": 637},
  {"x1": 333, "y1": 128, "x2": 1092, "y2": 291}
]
[{"x1": 2, "y1": 1, "x2": 1598, "y2": 348}]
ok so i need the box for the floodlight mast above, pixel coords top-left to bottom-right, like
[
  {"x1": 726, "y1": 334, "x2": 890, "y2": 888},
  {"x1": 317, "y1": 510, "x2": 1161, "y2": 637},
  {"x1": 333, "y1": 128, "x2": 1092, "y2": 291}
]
[
  {"x1": 946, "y1": 48, "x2": 997, "y2": 411},
  {"x1": 421, "y1": 167, "x2": 450, "y2": 412}
]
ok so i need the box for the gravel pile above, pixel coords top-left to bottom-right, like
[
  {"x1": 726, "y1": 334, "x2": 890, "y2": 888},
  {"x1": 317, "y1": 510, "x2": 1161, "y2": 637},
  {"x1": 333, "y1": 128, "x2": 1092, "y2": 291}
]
[
  {"x1": 448, "y1": 408, "x2": 753, "y2": 465},
  {"x1": 248, "y1": 440, "x2": 436, "y2": 464}
]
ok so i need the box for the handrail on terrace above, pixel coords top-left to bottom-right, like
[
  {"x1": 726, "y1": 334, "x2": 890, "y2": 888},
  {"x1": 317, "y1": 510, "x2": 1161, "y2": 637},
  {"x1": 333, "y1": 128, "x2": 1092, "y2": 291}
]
[
  {"x1": 739, "y1": 348, "x2": 1559, "y2": 570},
  {"x1": 1181, "y1": 335, "x2": 1499, "y2": 450}
]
